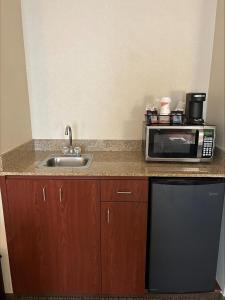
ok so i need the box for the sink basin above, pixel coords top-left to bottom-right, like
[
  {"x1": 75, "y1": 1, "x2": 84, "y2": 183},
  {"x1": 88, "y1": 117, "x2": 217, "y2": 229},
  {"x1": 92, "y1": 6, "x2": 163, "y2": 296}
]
[{"x1": 41, "y1": 154, "x2": 92, "y2": 168}]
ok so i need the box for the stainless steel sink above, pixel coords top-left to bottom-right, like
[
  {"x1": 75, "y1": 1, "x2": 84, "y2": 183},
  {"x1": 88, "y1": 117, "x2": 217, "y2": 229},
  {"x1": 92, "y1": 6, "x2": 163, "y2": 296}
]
[{"x1": 40, "y1": 154, "x2": 92, "y2": 168}]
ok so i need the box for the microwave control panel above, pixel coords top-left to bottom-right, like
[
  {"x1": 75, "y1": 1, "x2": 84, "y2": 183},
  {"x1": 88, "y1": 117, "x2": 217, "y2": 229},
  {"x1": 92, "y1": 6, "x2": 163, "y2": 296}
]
[{"x1": 202, "y1": 130, "x2": 214, "y2": 158}]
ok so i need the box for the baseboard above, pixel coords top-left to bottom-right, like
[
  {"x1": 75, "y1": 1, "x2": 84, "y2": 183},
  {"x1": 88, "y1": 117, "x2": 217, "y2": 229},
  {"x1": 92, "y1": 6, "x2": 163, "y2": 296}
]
[{"x1": 5, "y1": 293, "x2": 15, "y2": 300}]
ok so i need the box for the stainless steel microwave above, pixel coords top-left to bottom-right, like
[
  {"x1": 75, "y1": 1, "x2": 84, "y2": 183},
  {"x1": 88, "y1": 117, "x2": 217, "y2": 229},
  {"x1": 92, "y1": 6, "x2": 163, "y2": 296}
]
[{"x1": 143, "y1": 124, "x2": 216, "y2": 162}]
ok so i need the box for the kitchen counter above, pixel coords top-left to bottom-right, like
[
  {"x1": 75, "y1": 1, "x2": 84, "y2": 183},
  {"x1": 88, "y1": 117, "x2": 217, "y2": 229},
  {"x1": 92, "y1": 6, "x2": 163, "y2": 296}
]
[
  {"x1": 0, "y1": 140, "x2": 224, "y2": 177},
  {"x1": 2, "y1": 142, "x2": 224, "y2": 297}
]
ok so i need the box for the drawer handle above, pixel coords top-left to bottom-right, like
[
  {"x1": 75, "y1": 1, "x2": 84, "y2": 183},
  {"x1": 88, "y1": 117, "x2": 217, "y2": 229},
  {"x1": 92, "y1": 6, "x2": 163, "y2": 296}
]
[
  {"x1": 117, "y1": 191, "x2": 132, "y2": 194},
  {"x1": 107, "y1": 208, "x2": 110, "y2": 224},
  {"x1": 59, "y1": 187, "x2": 63, "y2": 203},
  {"x1": 42, "y1": 186, "x2": 46, "y2": 202}
]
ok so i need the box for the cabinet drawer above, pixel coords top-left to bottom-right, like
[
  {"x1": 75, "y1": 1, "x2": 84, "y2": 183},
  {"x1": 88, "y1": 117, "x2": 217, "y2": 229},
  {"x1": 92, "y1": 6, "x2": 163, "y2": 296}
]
[{"x1": 101, "y1": 180, "x2": 148, "y2": 202}]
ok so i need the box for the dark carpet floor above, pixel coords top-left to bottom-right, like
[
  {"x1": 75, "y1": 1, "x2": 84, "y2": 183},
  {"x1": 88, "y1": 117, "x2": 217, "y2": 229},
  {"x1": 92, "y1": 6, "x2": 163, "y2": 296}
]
[{"x1": 6, "y1": 293, "x2": 224, "y2": 300}]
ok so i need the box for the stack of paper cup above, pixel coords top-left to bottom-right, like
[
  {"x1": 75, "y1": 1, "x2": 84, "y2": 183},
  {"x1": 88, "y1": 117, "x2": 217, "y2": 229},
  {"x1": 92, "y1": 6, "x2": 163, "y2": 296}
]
[
  {"x1": 159, "y1": 97, "x2": 171, "y2": 123},
  {"x1": 160, "y1": 97, "x2": 171, "y2": 115}
]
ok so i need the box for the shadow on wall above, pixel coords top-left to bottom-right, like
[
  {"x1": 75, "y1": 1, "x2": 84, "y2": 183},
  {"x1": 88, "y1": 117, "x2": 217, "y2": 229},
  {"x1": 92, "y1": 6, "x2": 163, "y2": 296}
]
[
  {"x1": 122, "y1": 90, "x2": 187, "y2": 139},
  {"x1": 192, "y1": 0, "x2": 218, "y2": 118},
  {"x1": 122, "y1": 95, "x2": 154, "y2": 139}
]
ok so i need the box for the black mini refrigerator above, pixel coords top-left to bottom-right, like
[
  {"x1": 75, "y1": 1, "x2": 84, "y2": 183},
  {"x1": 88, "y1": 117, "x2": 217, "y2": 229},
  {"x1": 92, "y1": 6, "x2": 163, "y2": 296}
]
[{"x1": 148, "y1": 178, "x2": 224, "y2": 293}]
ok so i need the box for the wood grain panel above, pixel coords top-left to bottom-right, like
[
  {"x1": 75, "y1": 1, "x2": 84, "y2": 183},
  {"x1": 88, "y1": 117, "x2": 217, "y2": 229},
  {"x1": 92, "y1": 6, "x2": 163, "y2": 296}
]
[
  {"x1": 101, "y1": 179, "x2": 148, "y2": 202},
  {"x1": 101, "y1": 201, "x2": 148, "y2": 294},
  {"x1": 0, "y1": 256, "x2": 5, "y2": 298},
  {"x1": 3, "y1": 177, "x2": 148, "y2": 296},
  {"x1": 4, "y1": 178, "x2": 101, "y2": 295},
  {"x1": 51, "y1": 179, "x2": 101, "y2": 294},
  {"x1": 5, "y1": 179, "x2": 56, "y2": 294}
]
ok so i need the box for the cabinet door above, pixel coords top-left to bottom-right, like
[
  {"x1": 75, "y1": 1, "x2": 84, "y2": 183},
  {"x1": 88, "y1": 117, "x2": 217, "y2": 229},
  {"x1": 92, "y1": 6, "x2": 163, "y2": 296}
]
[
  {"x1": 5, "y1": 179, "x2": 57, "y2": 294},
  {"x1": 51, "y1": 180, "x2": 101, "y2": 294},
  {"x1": 5, "y1": 178, "x2": 100, "y2": 295},
  {"x1": 0, "y1": 256, "x2": 5, "y2": 297},
  {"x1": 101, "y1": 202, "x2": 147, "y2": 295}
]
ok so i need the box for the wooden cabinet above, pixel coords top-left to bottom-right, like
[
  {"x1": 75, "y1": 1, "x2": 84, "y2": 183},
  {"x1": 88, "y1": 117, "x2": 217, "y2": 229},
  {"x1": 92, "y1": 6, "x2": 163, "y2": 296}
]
[
  {"x1": 4, "y1": 178, "x2": 100, "y2": 295},
  {"x1": 5, "y1": 179, "x2": 50, "y2": 294},
  {"x1": 2, "y1": 176, "x2": 148, "y2": 296},
  {"x1": 101, "y1": 179, "x2": 148, "y2": 295},
  {"x1": 51, "y1": 180, "x2": 100, "y2": 294},
  {"x1": 101, "y1": 202, "x2": 148, "y2": 294},
  {"x1": 0, "y1": 256, "x2": 5, "y2": 299}
]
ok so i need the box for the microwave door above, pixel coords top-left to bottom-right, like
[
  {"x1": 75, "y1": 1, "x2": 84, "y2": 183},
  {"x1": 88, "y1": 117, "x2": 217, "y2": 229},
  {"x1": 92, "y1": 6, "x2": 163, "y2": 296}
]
[{"x1": 148, "y1": 129, "x2": 199, "y2": 159}]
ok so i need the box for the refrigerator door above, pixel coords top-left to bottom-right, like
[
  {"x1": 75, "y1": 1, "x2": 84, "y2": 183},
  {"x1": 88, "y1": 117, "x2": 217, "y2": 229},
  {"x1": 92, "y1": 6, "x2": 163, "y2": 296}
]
[{"x1": 148, "y1": 179, "x2": 224, "y2": 293}]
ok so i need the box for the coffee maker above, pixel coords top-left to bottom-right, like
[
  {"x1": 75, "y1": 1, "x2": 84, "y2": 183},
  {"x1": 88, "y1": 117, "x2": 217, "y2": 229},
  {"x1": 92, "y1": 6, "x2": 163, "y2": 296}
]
[{"x1": 185, "y1": 93, "x2": 206, "y2": 125}]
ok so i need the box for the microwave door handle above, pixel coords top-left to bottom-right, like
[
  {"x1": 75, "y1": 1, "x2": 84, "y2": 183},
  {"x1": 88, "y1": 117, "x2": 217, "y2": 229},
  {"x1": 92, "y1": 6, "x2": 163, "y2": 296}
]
[{"x1": 197, "y1": 129, "x2": 204, "y2": 158}]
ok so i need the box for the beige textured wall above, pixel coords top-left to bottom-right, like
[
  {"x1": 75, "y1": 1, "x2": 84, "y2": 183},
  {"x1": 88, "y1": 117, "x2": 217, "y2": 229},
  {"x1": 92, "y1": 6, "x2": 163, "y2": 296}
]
[
  {"x1": 207, "y1": 0, "x2": 225, "y2": 150},
  {"x1": 0, "y1": 0, "x2": 32, "y2": 154},
  {"x1": 0, "y1": 0, "x2": 32, "y2": 293},
  {"x1": 21, "y1": 0, "x2": 217, "y2": 139}
]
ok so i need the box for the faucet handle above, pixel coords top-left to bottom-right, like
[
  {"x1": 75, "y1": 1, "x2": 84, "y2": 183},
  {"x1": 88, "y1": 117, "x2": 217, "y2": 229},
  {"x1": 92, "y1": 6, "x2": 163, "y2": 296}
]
[
  {"x1": 74, "y1": 146, "x2": 81, "y2": 157},
  {"x1": 62, "y1": 146, "x2": 70, "y2": 155}
]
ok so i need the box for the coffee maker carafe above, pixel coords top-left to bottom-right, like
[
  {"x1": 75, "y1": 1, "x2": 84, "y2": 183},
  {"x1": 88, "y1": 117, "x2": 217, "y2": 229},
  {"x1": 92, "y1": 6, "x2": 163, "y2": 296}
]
[{"x1": 185, "y1": 93, "x2": 206, "y2": 125}]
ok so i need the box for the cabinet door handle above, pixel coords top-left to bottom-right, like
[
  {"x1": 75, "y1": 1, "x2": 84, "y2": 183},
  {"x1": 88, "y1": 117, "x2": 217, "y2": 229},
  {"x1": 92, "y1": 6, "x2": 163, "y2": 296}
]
[
  {"x1": 59, "y1": 187, "x2": 63, "y2": 203},
  {"x1": 42, "y1": 186, "x2": 46, "y2": 201},
  {"x1": 117, "y1": 191, "x2": 132, "y2": 194},
  {"x1": 107, "y1": 208, "x2": 110, "y2": 224}
]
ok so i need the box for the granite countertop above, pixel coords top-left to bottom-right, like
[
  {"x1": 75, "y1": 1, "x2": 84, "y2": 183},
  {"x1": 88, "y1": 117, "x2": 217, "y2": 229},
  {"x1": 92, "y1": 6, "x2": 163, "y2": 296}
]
[{"x1": 0, "y1": 140, "x2": 224, "y2": 178}]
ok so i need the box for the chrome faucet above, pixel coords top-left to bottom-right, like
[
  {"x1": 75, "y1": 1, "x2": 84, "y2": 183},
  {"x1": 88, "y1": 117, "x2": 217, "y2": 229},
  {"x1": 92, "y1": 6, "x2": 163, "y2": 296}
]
[
  {"x1": 64, "y1": 125, "x2": 81, "y2": 156},
  {"x1": 65, "y1": 125, "x2": 73, "y2": 148}
]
